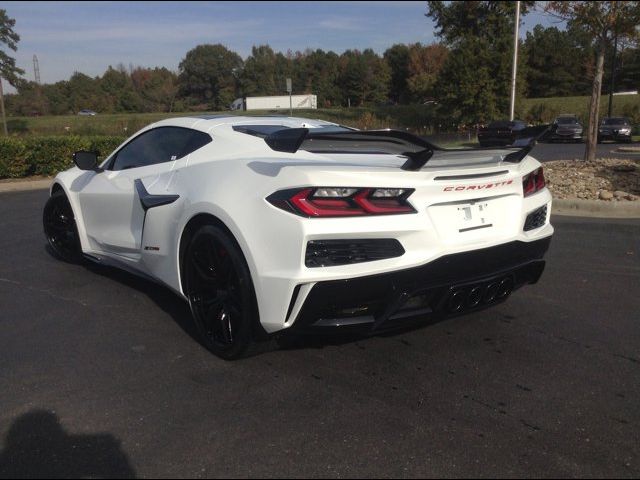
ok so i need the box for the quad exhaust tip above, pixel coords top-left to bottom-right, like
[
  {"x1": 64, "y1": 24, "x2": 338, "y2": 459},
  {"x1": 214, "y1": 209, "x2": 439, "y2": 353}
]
[{"x1": 447, "y1": 277, "x2": 513, "y2": 313}]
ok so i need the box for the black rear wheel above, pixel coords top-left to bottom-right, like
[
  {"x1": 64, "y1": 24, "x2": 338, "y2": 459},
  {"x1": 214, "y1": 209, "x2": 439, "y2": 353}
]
[
  {"x1": 43, "y1": 190, "x2": 83, "y2": 263},
  {"x1": 183, "y1": 224, "x2": 259, "y2": 359}
]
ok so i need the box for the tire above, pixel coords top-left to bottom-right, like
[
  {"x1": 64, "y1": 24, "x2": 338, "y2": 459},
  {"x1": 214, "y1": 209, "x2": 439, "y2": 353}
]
[
  {"x1": 43, "y1": 190, "x2": 83, "y2": 263},
  {"x1": 183, "y1": 224, "x2": 259, "y2": 359}
]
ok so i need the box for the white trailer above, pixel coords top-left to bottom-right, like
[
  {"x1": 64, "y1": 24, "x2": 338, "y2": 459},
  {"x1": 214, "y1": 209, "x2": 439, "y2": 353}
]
[{"x1": 240, "y1": 94, "x2": 317, "y2": 111}]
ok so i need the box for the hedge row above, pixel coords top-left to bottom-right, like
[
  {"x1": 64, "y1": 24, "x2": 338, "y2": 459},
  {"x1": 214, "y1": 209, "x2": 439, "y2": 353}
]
[{"x1": 0, "y1": 136, "x2": 126, "y2": 178}]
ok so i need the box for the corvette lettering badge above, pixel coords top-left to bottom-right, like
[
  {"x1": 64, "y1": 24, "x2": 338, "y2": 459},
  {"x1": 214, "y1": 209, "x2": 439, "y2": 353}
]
[{"x1": 443, "y1": 180, "x2": 513, "y2": 191}]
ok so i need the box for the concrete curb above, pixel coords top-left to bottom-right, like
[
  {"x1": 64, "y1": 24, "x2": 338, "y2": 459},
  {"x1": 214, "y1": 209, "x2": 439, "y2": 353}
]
[
  {"x1": 0, "y1": 178, "x2": 53, "y2": 193},
  {"x1": 552, "y1": 198, "x2": 640, "y2": 218},
  {"x1": 615, "y1": 147, "x2": 640, "y2": 154},
  {"x1": 2, "y1": 177, "x2": 639, "y2": 219}
]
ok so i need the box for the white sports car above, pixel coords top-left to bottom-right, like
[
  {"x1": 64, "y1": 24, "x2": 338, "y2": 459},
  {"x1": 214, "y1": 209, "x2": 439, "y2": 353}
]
[{"x1": 43, "y1": 116, "x2": 553, "y2": 359}]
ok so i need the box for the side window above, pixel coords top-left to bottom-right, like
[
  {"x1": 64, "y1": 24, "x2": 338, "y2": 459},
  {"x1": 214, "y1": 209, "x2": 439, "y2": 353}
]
[{"x1": 110, "y1": 127, "x2": 211, "y2": 171}]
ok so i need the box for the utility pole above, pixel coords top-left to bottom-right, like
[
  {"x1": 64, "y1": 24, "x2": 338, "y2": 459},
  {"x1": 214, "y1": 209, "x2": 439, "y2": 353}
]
[
  {"x1": 0, "y1": 78, "x2": 7, "y2": 136},
  {"x1": 33, "y1": 55, "x2": 41, "y2": 84},
  {"x1": 509, "y1": 0, "x2": 520, "y2": 121},
  {"x1": 607, "y1": 32, "x2": 618, "y2": 118}
]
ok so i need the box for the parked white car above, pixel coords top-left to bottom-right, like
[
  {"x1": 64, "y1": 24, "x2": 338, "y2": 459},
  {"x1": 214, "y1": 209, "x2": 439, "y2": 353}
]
[{"x1": 43, "y1": 116, "x2": 553, "y2": 359}]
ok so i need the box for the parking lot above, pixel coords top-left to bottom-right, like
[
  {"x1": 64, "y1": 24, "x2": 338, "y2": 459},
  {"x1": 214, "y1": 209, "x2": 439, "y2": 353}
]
[
  {"x1": 1, "y1": 189, "x2": 639, "y2": 478},
  {"x1": 530, "y1": 141, "x2": 637, "y2": 162}
]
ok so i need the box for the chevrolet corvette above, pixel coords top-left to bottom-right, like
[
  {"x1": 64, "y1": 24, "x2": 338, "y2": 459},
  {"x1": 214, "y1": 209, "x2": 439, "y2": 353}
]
[{"x1": 43, "y1": 116, "x2": 553, "y2": 359}]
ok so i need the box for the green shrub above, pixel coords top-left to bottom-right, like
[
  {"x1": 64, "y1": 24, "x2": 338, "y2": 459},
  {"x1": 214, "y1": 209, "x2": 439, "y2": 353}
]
[
  {"x1": 0, "y1": 138, "x2": 30, "y2": 178},
  {"x1": 0, "y1": 135, "x2": 126, "y2": 179},
  {"x1": 26, "y1": 136, "x2": 89, "y2": 176}
]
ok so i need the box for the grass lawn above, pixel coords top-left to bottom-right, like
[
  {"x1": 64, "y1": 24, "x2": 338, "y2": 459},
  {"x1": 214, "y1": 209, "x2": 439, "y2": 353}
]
[
  {"x1": 4, "y1": 94, "x2": 639, "y2": 137},
  {"x1": 4, "y1": 106, "x2": 437, "y2": 137},
  {"x1": 520, "y1": 94, "x2": 640, "y2": 122}
]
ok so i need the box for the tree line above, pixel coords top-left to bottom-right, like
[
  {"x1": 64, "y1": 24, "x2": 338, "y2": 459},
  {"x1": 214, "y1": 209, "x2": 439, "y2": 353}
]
[{"x1": 3, "y1": 3, "x2": 640, "y2": 129}]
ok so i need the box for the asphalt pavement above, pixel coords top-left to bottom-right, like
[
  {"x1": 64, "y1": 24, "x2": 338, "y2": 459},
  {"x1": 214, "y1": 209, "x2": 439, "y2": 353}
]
[
  {"x1": 530, "y1": 141, "x2": 636, "y2": 162},
  {"x1": 0, "y1": 189, "x2": 639, "y2": 478}
]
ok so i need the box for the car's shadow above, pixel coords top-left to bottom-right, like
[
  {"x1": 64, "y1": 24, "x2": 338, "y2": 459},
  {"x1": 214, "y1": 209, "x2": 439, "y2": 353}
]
[
  {"x1": 50, "y1": 246, "x2": 438, "y2": 357},
  {"x1": 78, "y1": 255, "x2": 203, "y2": 347}
]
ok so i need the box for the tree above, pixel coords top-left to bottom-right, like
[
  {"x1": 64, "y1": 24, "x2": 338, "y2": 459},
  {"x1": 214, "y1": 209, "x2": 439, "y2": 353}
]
[
  {"x1": 100, "y1": 66, "x2": 142, "y2": 112},
  {"x1": 67, "y1": 71, "x2": 104, "y2": 113},
  {"x1": 433, "y1": 37, "x2": 500, "y2": 125},
  {"x1": 178, "y1": 44, "x2": 243, "y2": 110},
  {"x1": 5, "y1": 80, "x2": 43, "y2": 116},
  {"x1": 130, "y1": 67, "x2": 179, "y2": 112},
  {"x1": 615, "y1": 45, "x2": 640, "y2": 92},
  {"x1": 384, "y1": 44, "x2": 411, "y2": 103},
  {"x1": 546, "y1": 1, "x2": 640, "y2": 161},
  {"x1": 406, "y1": 43, "x2": 449, "y2": 103},
  {"x1": 294, "y1": 49, "x2": 341, "y2": 107},
  {"x1": 0, "y1": 9, "x2": 25, "y2": 135},
  {"x1": 239, "y1": 45, "x2": 279, "y2": 96},
  {"x1": 426, "y1": 1, "x2": 533, "y2": 125},
  {"x1": 524, "y1": 25, "x2": 593, "y2": 98},
  {"x1": 337, "y1": 49, "x2": 390, "y2": 106}
]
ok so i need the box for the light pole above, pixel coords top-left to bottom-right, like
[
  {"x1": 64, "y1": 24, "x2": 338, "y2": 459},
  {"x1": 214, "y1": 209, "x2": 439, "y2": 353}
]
[
  {"x1": 607, "y1": 32, "x2": 618, "y2": 118},
  {"x1": 509, "y1": 0, "x2": 520, "y2": 121},
  {"x1": 0, "y1": 77, "x2": 7, "y2": 136},
  {"x1": 286, "y1": 78, "x2": 292, "y2": 116}
]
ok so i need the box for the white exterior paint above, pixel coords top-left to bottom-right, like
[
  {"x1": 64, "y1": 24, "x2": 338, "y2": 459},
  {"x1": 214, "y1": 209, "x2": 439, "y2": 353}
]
[{"x1": 50, "y1": 116, "x2": 553, "y2": 334}]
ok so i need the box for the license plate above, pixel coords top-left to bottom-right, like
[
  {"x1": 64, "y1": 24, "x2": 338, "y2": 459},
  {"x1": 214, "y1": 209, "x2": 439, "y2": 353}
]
[{"x1": 456, "y1": 202, "x2": 493, "y2": 233}]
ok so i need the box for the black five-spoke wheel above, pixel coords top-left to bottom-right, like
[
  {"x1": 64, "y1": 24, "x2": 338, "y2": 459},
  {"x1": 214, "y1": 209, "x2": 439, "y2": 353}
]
[
  {"x1": 184, "y1": 224, "x2": 259, "y2": 359},
  {"x1": 43, "y1": 190, "x2": 83, "y2": 263}
]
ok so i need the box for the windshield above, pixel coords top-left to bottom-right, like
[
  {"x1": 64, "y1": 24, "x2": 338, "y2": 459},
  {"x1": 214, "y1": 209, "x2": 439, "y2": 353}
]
[
  {"x1": 603, "y1": 118, "x2": 629, "y2": 125},
  {"x1": 556, "y1": 117, "x2": 579, "y2": 125}
]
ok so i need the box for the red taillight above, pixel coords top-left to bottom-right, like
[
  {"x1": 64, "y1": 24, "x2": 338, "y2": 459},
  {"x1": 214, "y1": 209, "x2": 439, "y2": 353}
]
[
  {"x1": 290, "y1": 188, "x2": 363, "y2": 217},
  {"x1": 353, "y1": 189, "x2": 415, "y2": 214},
  {"x1": 267, "y1": 187, "x2": 416, "y2": 217},
  {"x1": 522, "y1": 168, "x2": 545, "y2": 197}
]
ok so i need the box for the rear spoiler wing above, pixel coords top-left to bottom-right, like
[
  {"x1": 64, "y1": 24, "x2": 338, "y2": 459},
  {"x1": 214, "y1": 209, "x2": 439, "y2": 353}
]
[{"x1": 264, "y1": 124, "x2": 550, "y2": 171}]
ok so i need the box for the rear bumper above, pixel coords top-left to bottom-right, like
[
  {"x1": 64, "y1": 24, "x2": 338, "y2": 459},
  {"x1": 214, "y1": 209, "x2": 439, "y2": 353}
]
[{"x1": 289, "y1": 236, "x2": 551, "y2": 333}]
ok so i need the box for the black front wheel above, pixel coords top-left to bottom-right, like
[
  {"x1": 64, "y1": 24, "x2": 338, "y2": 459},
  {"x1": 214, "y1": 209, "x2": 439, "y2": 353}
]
[
  {"x1": 183, "y1": 224, "x2": 259, "y2": 359},
  {"x1": 43, "y1": 190, "x2": 83, "y2": 263}
]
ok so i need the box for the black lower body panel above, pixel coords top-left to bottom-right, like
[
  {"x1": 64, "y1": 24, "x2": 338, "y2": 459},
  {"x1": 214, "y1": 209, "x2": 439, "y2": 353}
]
[{"x1": 291, "y1": 236, "x2": 552, "y2": 334}]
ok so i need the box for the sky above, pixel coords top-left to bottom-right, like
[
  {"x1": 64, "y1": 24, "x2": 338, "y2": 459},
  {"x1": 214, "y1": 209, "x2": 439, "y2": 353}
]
[{"x1": 2, "y1": 1, "x2": 566, "y2": 93}]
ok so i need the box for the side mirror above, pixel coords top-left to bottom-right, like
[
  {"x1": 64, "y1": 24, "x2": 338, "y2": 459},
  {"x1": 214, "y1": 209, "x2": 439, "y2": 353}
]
[{"x1": 73, "y1": 151, "x2": 102, "y2": 172}]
